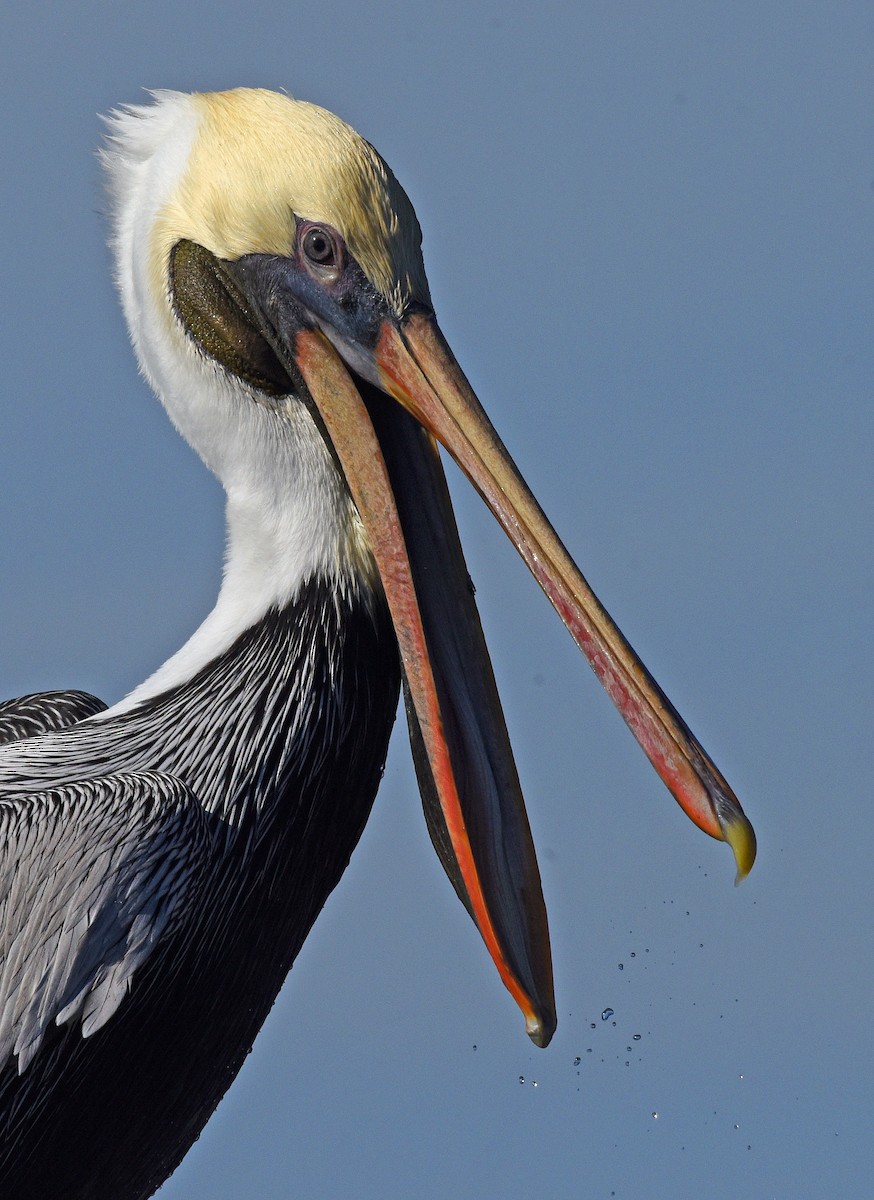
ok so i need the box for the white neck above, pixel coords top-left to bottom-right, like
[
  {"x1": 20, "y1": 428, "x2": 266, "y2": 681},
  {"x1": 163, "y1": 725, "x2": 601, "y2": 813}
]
[{"x1": 112, "y1": 400, "x2": 365, "y2": 715}]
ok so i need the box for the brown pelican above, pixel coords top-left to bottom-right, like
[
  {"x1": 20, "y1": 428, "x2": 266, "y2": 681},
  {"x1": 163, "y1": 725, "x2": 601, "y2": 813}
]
[{"x1": 0, "y1": 88, "x2": 755, "y2": 1199}]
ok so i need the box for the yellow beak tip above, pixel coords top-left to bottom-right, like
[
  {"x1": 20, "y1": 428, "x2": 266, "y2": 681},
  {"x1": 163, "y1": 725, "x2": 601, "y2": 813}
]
[{"x1": 724, "y1": 814, "x2": 757, "y2": 885}]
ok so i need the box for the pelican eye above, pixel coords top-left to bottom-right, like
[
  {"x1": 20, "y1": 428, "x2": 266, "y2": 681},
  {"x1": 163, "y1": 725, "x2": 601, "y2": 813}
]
[
  {"x1": 303, "y1": 226, "x2": 336, "y2": 266},
  {"x1": 298, "y1": 222, "x2": 345, "y2": 287}
]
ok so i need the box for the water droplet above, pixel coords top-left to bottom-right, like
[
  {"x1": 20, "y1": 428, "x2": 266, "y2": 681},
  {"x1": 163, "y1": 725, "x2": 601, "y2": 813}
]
[
  {"x1": 573, "y1": 1056, "x2": 581, "y2": 1066},
  {"x1": 739, "y1": 1073, "x2": 744, "y2": 1080},
  {"x1": 734, "y1": 1124, "x2": 739, "y2": 1130},
  {"x1": 601, "y1": 1008, "x2": 614, "y2": 1021},
  {"x1": 633, "y1": 1034, "x2": 642, "y2": 1041},
  {"x1": 590, "y1": 1022, "x2": 596, "y2": 1029},
  {"x1": 532, "y1": 1080, "x2": 538, "y2": 1088},
  {"x1": 651, "y1": 1111, "x2": 659, "y2": 1120},
  {"x1": 518, "y1": 1075, "x2": 525, "y2": 1084},
  {"x1": 618, "y1": 963, "x2": 624, "y2": 971},
  {"x1": 630, "y1": 951, "x2": 636, "y2": 957},
  {"x1": 472, "y1": 1044, "x2": 477, "y2": 1051}
]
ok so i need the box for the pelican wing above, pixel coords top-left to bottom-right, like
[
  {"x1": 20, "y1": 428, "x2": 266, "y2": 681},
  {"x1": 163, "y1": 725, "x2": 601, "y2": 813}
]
[
  {"x1": 0, "y1": 691, "x2": 108, "y2": 745},
  {"x1": 0, "y1": 771, "x2": 210, "y2": 1072}
]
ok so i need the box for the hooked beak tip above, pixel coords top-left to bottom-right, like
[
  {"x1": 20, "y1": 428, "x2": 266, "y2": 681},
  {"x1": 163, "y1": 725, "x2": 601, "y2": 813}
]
[{"x1": 724, "y1": 812, "x2": 757, "y2": 885}]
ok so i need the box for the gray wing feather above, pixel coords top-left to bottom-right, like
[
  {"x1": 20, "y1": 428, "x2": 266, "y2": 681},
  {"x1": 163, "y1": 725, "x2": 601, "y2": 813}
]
[
  {"x1": 0, "y1": 772, "x2": 210, "y2": 1072},
  {"x1": 0, "y1": 691, "x2": 107, "y2": 745}
]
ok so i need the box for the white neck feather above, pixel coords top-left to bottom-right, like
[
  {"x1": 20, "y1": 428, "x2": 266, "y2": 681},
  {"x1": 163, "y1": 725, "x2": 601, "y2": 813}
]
[{"x1": 101, "y1": 93, "x2": 369, "y2": 715}]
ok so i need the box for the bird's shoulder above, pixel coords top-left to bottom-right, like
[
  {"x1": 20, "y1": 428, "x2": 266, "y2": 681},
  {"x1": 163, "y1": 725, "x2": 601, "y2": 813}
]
[
  {"x1": 0, "y1": 769, "x2": 211, "y2": 1072},
  {"x1": 0, "y1": 691, "x2": 107, "y2": 746}
]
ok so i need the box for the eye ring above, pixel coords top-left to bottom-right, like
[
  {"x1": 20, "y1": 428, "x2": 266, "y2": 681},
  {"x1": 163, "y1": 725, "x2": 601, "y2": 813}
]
[{"x1": 302, "y1": 226, "x2": 336, "y2": 266}]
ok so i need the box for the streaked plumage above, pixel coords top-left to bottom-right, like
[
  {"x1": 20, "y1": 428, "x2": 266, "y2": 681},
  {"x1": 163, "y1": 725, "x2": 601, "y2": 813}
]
[
  {"x1": 1, "y1": 586, "x2": 396, "y2": 1197},
  {"x1": 0, "y1": 89, "x2": 755, "y2": 1199}
]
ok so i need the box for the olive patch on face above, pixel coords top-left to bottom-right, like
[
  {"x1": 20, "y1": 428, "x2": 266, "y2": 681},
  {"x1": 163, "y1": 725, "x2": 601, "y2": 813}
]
[{"x1": 169, "y1": 240, "x2": 293, "y2": 397}]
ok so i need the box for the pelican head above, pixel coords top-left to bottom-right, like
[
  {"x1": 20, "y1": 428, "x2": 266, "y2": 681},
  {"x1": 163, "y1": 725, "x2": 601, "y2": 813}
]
[{"x1": 102, "y1": 88, "x2": 755, "y2": 1049}]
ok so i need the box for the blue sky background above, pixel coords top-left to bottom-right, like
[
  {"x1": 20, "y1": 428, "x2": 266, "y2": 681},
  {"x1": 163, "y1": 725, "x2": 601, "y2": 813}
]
[{"x1": 1, "y1": 4, "x2": 872, "y2": 1198}]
